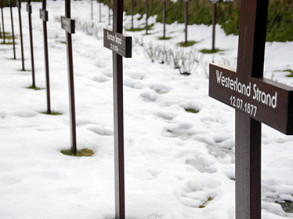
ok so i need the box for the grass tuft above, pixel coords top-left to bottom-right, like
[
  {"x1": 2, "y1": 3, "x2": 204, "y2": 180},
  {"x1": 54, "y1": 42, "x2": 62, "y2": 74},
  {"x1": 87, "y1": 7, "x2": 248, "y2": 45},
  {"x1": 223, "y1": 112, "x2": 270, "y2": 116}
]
[
  {"x1": 283, "y1": 69, "x2": 293, "y2": 77},
  {"x1": 0, "y1": 41, "x2": 14, "y2": 45},
  {"x1": 158, "y1": 36, "x2": 172, "y2": 40},
  {"x1": 27, "y1": 85, "x2": 43, "y2": 90},
  {"x1": 199, "y1": 197, "x2": 214, "y2": 208},
  {"x1": 126, "y1": 24, "x2": 154, "y2": 32},
  {"x1": 178, "y1": 41, "x2": 197, "y2": 47},
  {"x1": 200, "y1": 48, "x2": 222, "y2": 54},
  {"x1": 185, "y1": 108, "x2": 199, "y2": 114},
  {"x1": 41, "y1": 111, "x2": 63, "y2": 116},
  {"x1": 61, "y1": 148, "x2": 94, "y2": 157}
]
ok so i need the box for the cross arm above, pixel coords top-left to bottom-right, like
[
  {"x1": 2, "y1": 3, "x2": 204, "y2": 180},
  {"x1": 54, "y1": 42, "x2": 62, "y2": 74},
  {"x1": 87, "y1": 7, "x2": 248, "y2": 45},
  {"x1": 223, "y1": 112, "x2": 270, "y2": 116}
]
[
  {"x1": 209, "y1": 63, "x2": 293, "y2": 134},
  {"x1": 103, "y1": 29, "x2": 132, "y2": 58}
]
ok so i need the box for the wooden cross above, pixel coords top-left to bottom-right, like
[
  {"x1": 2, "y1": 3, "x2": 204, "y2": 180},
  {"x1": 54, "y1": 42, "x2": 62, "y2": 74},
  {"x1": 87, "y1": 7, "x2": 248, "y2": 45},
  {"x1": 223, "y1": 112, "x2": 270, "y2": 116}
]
[
  {"x1": 103, "y1": 0, "x2": 132, "y2": 217},
  {"x1": 209, "y1": 0, "x2": 293, "y2": 218},
  {"x1": 27, "y1": 0, "x2": 36, "y2": 87},
  {"x1": 1, "y1": 0, "x2": 5, "y2": 43},
  {"x1": 9, "y1": 0, "x2": 16, "y2": 59},
  {"x1": 40, "y1": 0, "x2": 51, "y2": 114},
  {"x1": 61, "y1": 0, "x2": 77, "y2": 154},
  {"x1": 17, "y1": 0, "x2": 25, "y2": 71},
  {"x1": 209, "y1": 0, "x2": 219, "y2": 51}
]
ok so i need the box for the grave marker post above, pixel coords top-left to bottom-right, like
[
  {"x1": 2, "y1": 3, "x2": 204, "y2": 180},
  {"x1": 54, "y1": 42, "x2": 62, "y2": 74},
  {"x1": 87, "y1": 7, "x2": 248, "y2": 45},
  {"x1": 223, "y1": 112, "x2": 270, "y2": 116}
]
[
  {"x1": 131, "y1": 0, "x2": 133, "y2": 29},
  {"x1": 1, "y1": 0, "x2": 5, "y2": 43},
  {"x1": 61, "y1": 0, "x2": 77, "y2": 154},
  {"x1": 91, "y1": 0, "x2": 93, "y2": 20},
  {"x1": 103, "y1": 0, "x2": 132, "y2": 216},
  {"x1": 27, "y1": 0, "x2": 36, "y2": 87},
  {"x1": 208, "y1": 0, "x2": 293, "y2": 218},
  {"x1": 209, "y1": 0, "x2": 219, "y2": 51},
  {"x1": 108, "y1": 0, "x2": 111, "y2": 25},
  {"x1": 9, "y1": 0, "x2": 16, "y2": 59},
  {"x1": 145, "y1": 0, "x2": 148, "y2": 34},
  {"x1": 162, "y1": 0, "x2": 166, "y2": 38},
  {"x1": 17, "y1": 0, "x2": 25, "y2": 71},
  {"x1": 99, "y1": 0, "x2": 101, "y2": 22},
  {"x1": 40, "y1": 0, "x2": 51, "y2": 113},
  {"x1": 184, "y1": 0, "x2": 188, "y2": 44}
]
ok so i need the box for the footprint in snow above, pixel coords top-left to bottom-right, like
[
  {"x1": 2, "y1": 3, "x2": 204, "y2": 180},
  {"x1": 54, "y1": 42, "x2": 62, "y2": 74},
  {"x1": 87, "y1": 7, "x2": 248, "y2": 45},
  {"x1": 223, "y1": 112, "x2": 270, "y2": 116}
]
[
  {"x1": 92, "y1": 76, "x2": 109, "y2": 83},
  {"x1": 174, "y1": 179, "x2": 219, "y2": 209},
  {"x1": 89, "y1": 126, "x2": 113, "y2": 136},
  {"x1": 124, "y1": 79, "x2": 143, "y2": 89},
  {"x1": 103, "y1": 71, "x2": 113, "y2": 78},
  {"x1": 140, "y1": 91, "x2": 158, "y2": 102},
  {"x1": 184, "y1": 154, "x2": 217, "y2": 174},
  {"x1": 155, "y1": 111, "x2": 176, "y2": 121},
  {"x1": 0, "y1": 112, "x2": 6, "y2": 119},
  {"x1": 163, "y1": 123, "x2": 194, "y2": 139},
  {"x1": 149, "y1": 84, "x2": 172, "y2": 94},
  {"x1": 14, "y1": 111, "x2": 37, "y2": 118},
  {"x1": 127, "y1": 72, "x2": 144, "y2": 80}
]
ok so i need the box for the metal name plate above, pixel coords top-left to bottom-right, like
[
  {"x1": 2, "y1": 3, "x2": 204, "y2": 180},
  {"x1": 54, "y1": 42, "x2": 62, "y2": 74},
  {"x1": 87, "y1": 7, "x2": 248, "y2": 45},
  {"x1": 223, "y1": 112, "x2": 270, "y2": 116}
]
[
  {"x1": 103, "y1": 29, "x2": 132, "y2": 58},
  {"x1": 209, "y1": 63, "x2": 293, "y2": 134},
  {"x1": 40, "y1": 9, "x2": 48, "y2": 22},
  {"x1": 26, "y1": 4, "x2": 32, "y2": 14},
  {"x1": 61, "y1": 16, "x2": 75, "y2": 34}
]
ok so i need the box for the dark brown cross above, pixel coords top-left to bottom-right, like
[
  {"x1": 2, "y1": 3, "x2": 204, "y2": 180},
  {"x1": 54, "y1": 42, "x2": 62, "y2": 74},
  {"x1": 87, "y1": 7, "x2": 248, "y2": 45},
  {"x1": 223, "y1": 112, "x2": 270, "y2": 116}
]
[
  {"x1": 27, "y1": 0, "x2": 36, "y2": 87},
  {"x1": 103, "y1": 0, "x2": 132, "y2": 217},
  {"x1": 40, "y1": 0, "x2": 51, "y2": 114},
  {"x1": 61, "y1": 0, "x2": 77, "y2": 154},
  {"x1": 209, "y1": 0, "x2": 219, "y2": 51},
  {"x1": 9, "y1": 0, "x2": 16, "y2": 59},
  {"x1": 17, "y1": 0, "x2": 25, "y2": 71},
  {"x1": 1, "y1": 0, "x2": 5, "y2": 43},
  {"x1": 209, "y1": 0, "x2": 293, "y2": 218}
]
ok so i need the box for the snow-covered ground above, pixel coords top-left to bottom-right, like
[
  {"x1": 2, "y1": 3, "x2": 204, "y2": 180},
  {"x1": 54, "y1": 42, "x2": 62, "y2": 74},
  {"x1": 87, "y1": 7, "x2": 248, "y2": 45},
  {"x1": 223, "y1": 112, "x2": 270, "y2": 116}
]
[{"x1": 0, "y1": 1, "x2": 293, "y2": 218}]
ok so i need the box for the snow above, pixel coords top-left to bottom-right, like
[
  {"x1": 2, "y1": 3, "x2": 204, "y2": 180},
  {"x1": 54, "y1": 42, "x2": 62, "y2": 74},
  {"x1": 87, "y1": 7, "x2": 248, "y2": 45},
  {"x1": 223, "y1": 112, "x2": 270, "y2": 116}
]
[{"x1": 0, "y1": 0, "x2": 293, "y2": 218}]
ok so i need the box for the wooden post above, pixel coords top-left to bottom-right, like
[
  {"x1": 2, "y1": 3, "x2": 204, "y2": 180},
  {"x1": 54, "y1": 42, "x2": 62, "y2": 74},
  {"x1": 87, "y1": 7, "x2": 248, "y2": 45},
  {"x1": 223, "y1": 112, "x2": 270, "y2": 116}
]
[
  {"x1": 40, "y1": 0, "x2": 51, "y2": 113},
  {"x1": 162, "y1": 0, "x2": 166, "y2": 38},
  {"x1": 61, "y1": 0, "x2": 77, "y2": 154},
  {"x1": 145, "y1": 0, "x2": 148, "y2": 35},
  {"x1": 108, "y1": 0, "x2": 111, "y2": 25},
  {"x1": 131, "y1": 0, "x2": 134, "y2": 29},
  {"x1": 1, "y1": 0, "x2": 5, "y2": 43},
  {"x1": 27, "y1": 0, "x2": 36, "y2": 87},
  {"x1": 184, "y1": 0, "x2": 188, "y2": 44},
  {"x1": 104, "y1": 0, "x2": 132, "y2": 217},
  {"x1": 209, "y1": 0, "x2": 293, "y2": 218},
  {"x1": 91, "y1": 0, "x2": 93, "y2": 20},
  {"x1": 99, "y1": 0, "x2": 101, "y2": 22},
  {"x1": 17, "y1": 0, "x2": 25, "y2": 71},
  {"x1": 235, "y1": 0, "x2": 267, "y2": 217},
  {"x1": 211, "y1": 2, "x2": 216, "y2": 51},
  {"x1": 9, "y1": 0, "x2": 16, "y2": 59}
]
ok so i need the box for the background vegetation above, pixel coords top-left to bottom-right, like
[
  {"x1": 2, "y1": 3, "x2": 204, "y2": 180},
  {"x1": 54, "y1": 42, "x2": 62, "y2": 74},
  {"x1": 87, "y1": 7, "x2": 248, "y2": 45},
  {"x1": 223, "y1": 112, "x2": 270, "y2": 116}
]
[
  {"x1": 101, "y1": 0, "x2": 293, "y2": 42},
  {"x1": 2, "y1": 0, "x2": 292, "y2": 41}
]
